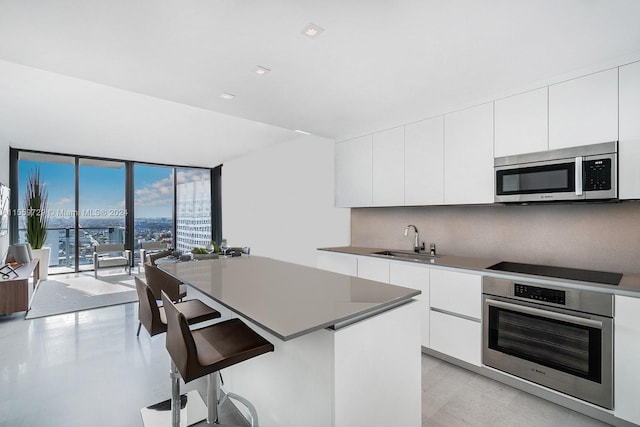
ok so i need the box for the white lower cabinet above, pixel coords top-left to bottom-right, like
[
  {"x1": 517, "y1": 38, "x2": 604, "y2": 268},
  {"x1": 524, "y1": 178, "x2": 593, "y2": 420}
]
[
  {"x1": 429, "y1": 310, "x2": 482, "y2": 366},
  {"x1": 614, "y1": 295, "x2": 640, "y2": 425},
  {"x1": 316, "y1": 251, "x2": 358, "y2": 276},
  {"x1": 429, "y1": 268, "x2": 482, "y2": 319},
  {"x1": 389, "y1": 261, "x2": 430, "y2": 347},
  {"x1": 429, "y1": 268, "x2": 482, "y2": 366},
  {"x1": 356, "y1": 256, "x2": 390, "y2": 283}
]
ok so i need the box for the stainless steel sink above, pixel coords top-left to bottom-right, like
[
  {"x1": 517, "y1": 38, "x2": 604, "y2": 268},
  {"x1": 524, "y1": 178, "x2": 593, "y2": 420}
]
[{"x1": 371, "y1": 250, "x2": 438, "y2": 262}]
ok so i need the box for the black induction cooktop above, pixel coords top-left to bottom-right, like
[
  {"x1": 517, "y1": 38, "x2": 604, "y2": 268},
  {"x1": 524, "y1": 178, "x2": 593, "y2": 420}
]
[{"x1": 487, "y1": 261, "x2": 623, "y2": 286}]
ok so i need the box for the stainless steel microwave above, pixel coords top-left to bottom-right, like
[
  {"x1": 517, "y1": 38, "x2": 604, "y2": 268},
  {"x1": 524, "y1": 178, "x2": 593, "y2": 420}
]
[{"x1": 494, "y1": 142, "x2": 617, "y2": 203}]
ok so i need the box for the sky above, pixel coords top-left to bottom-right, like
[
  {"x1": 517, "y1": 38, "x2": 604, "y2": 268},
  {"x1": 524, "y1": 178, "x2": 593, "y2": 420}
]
[{"x1": 18, "y1": 160, "x2": 209, "y2": 220}]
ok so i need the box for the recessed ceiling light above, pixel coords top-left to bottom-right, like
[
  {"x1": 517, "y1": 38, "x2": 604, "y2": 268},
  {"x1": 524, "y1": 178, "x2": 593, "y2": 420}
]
[
  {"x1": 295, "y1": 129, "x2": 312, "y2": 135},
  {"x1": 255, "y1": 66, "x2": 271, "y2": 75},
  {"x1": 219, "y1": 92, "x2": 235, "y2": 100},
  {"x1": 301, "y1": 23, "x2": 324, "y2": 38}
]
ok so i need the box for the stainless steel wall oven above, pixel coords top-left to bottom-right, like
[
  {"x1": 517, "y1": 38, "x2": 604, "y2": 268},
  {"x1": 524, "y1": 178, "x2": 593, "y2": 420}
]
[{"x1": 482, "y1": 276, "x2": 614, "y2": 409}]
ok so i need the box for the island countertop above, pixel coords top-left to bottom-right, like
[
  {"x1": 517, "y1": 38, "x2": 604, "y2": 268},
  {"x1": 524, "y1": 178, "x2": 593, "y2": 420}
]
[{"x1": 159, "y1": 255, "x2": 421, "y2": 341}]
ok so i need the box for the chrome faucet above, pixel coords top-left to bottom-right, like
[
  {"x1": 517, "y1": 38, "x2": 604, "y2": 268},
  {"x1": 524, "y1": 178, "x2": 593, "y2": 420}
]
[{"x1": 404, "y1": 225, "x2": 422, "y2": 253}]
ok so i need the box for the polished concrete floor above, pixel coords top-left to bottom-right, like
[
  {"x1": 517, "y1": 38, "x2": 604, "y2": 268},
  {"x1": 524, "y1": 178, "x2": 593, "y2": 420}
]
[{"x1": 0, "y1": 297, "x2": 612, "y2": 426}]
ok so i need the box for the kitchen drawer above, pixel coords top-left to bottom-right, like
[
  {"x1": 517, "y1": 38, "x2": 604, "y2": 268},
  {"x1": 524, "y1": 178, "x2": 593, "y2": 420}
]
[
  {"x1": 430, "y1": 268, "x2": 481, "y2": 320},
  {"x1": 429, "y1": 310, "x2": 481, "y2": 366}
]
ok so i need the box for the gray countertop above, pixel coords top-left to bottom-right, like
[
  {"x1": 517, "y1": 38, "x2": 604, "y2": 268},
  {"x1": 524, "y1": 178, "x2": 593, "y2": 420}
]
[
  {"x1": 159, "y1": 255, "x2": 421, "y2": 341},
  {"x1": 319, "y1": 246, "x2": 640, "y2": 297}
]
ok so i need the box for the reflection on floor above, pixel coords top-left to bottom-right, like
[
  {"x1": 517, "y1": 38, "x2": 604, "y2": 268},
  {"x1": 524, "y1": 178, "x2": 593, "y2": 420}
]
[{"x1": 1, "y1": 298, "x2": 611, "y2": 427}]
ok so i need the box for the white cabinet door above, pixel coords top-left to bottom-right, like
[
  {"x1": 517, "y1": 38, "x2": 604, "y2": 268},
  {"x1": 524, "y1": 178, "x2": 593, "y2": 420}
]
[
  {"x1": 373, "y1": 127, "x2": 404, "y2": 206},
  {"x1": 390, "y1": 261, "x2": 430, "y2": 347},
  {"x1": 404, "y1": 116, "x2": 444, "y2": 205},
  {"x1": 619, "y1": 61, "x2": 640, "y2": 200},
  {"x1": 495, "y1": 88, "x2": 548, "y2": 157},
  {"x1": 429, "y1": 310, "x2": 482, "y2": 366},
  {"x1": 429, "y1": 268, "x2": 482, "y2": 320},
  {"x1": 357, "y1": 256, "x2": 390, "y2": 283},
  {"x1": 316, "y1": 251, "x2": 358, "y2": 276},
  {"x1": 372, "y1": 127, "x2": 405, "y2": 206},
  {"x1": 549, "y1": 68, "x2": 618, "y2": 150},
  {"x1": 335, "y1": 136, "x2": 372, "y2": 207},
  {"x1": 444, "y1": 103, "x2": 494, "y2": 204},
  {"x1": 614, "y1": 295, "x2": 640, "y2": 425}
]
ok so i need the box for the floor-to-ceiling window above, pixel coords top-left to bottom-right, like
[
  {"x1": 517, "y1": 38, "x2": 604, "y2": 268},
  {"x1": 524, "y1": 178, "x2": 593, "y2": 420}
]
[
  {"x1": 10, "y1": 148, "x2": 220, "y2": 275},
  {"x1": 133, "y1": 164, "x2": 174, "y2": 265},
  {"x1": 16, "y1": 152, "x2": 75, "y2": 273},
  {"x1": 175, "y1": 168, "x2": 212, "y2": 252},
  {"x1": 77, "y1": 158, "x2": 126, "y2": 272}
]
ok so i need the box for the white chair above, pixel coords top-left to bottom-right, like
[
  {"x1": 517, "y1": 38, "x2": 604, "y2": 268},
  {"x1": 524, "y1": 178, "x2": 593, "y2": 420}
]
[{"x1": 93, "y1": 244, "x2": 132, "y2": 278}]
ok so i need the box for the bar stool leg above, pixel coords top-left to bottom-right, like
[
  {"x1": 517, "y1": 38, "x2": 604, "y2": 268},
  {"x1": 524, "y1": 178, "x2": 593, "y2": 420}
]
[
  {"x1": 170, "y1": 360, "x2": 181, "y2": 427},
  {"x1": 207, "y1": 372, "x2": 219, "y2": 424}
]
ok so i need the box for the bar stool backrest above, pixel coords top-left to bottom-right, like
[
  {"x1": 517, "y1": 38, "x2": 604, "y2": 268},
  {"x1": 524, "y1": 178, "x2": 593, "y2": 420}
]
[
  {"x1": 135, "y1": 277, "x2": 165, "y2": 337},
  {"x1": 144, "y1": 262, "x2": 182, "y2": 302},
  {"x1": 162, "y1": 291, "x2": 200, "y2": 382}
]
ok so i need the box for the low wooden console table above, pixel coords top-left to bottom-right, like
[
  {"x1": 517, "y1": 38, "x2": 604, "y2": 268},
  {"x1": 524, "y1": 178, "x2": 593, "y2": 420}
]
[{"x1": 0, "y1": 260, "x2": 40, "y2": 316}]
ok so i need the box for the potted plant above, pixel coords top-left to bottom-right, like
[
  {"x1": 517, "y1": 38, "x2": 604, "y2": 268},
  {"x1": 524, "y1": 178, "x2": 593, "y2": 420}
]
[{"x1": 24, "y1": 168, "x2": 50, "y2": 280}]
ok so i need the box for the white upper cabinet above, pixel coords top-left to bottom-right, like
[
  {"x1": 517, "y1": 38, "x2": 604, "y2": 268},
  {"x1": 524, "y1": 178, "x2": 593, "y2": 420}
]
[
  {"x1": 404, "y1": 116, "x2": 444, "y2": 205},
  {"x1": 494, "y1": 88, "x2": 548, "y2": 157},
  {"x1": 619, "y1": 61, "x2": 640, "y2": 200},
  {"x1": 372, "y1": 127, "x2": 405, "y2": 206},
  {"x1": 335, "y1": 135, "x2": 372, "y2": 207},
  {"x1": 444, "y1": 103, "x2": 494, "y2": 205},
  {"x1": 549, "y1": 68, "x2": 618, "y2": 150}
]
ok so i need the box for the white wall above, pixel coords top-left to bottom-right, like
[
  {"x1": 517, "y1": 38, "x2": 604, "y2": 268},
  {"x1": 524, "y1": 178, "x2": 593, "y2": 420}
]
[{"x1": 222, "y1": 135, "x2": 351, "y2": 267}]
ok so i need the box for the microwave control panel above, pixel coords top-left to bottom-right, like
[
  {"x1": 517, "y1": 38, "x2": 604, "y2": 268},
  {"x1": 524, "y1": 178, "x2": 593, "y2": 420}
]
[
  {"x1": 583, "y1": 158, "x2": 611, "y2": 191},
  {"x1": 514, "y1": 283, "x2": 566, "y2": 305}
]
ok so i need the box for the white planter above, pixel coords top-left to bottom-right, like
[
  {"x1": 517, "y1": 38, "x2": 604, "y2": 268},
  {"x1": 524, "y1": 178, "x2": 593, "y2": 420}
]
[{"x1": 31, "y1": 247, "x2": 51, "y2": 281}]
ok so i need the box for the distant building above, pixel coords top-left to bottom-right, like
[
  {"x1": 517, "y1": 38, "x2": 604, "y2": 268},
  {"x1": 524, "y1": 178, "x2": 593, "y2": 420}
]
[{"x1": 175, "y1": 180, "x2": 211, "y2": 252}]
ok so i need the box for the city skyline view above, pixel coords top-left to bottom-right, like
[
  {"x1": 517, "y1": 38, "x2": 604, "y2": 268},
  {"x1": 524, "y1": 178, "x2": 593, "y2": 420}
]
[
  {"x1": 14, "y1": 156, "x2": 213, "y2": 270},
  {"x1": 17, "y1": 159, "x2": 210, "y2": 223}
]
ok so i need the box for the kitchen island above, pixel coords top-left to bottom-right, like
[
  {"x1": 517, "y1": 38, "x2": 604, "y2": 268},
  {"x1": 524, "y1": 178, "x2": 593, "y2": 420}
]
[{"x1": 160, "y1": 256, "x2": 422, "y2": 427}]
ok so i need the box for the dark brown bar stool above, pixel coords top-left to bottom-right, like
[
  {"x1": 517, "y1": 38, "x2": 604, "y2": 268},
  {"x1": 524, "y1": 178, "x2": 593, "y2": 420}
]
[
  {"x1": 162, "y1": 291, "x2": 274, "y2": 427},
  {"x1": 136, "y1": 277, "x2": 222, "y2": 426},
  {"x1": 135, "y1": 277, "x2": 220, "y2": 338}
]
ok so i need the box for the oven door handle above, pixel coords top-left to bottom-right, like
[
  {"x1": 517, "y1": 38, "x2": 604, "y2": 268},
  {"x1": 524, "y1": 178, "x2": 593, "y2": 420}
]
[{"x1": 486, "y1": 299, "x2": 603, "y2": 329}]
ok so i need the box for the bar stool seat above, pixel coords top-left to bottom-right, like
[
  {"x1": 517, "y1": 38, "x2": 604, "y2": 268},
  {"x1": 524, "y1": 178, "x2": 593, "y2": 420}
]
[{"x1": 162, "y1": 291, "x2": 274, "y2": 427}]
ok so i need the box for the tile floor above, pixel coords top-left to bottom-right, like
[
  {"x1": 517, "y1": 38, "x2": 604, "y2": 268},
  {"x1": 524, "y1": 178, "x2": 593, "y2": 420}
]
[{"x1": 0, "y1": 296, "x2": 612, "y2": 426}]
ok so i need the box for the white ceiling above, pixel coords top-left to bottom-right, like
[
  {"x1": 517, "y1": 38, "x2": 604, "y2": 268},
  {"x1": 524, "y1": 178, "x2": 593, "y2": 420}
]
[{"x1": 1, "y1": 0, "x2": 640, "y2": 148}]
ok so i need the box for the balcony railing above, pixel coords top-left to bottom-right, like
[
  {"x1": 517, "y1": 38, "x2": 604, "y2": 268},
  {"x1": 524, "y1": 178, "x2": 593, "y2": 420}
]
[{"x1": 16, "y1": 227, "x2": 173, "y2": 273}]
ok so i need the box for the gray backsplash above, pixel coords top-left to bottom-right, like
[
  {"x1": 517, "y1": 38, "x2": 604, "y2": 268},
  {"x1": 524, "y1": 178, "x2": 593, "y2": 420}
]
[{"x1": 351, "y1": 201, "x2": 640, "y2": 274}]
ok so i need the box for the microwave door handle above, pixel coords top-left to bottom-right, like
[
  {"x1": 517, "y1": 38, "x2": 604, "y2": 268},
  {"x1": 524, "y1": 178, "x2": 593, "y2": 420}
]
[
  {"x1": 575, "y1": 156, "x2": 583, "y2": 196},
  {"x1": 486, "y1": 298, "x2": 603, "y2": 329}
]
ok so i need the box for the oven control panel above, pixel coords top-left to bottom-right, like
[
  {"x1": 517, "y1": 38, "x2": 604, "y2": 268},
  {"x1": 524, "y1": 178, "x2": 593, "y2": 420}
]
[{"x1": 514, "y1": 283, "x2": 566, "y2": 305}]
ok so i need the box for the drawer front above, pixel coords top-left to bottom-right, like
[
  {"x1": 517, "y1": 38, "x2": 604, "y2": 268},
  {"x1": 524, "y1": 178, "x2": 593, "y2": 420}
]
[
  {"x1": 430, "y1": 310, "x2": 481, "y2": 366},
  {"x1": 430, "y1": 268, "x2": 481, "y2": 319}
]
